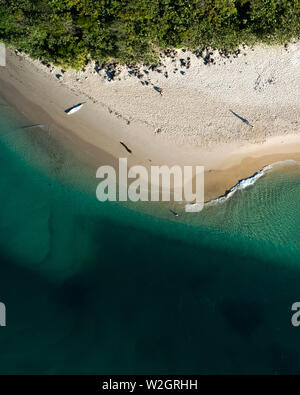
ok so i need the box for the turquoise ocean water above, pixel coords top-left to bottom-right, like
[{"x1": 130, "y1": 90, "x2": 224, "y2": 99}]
[{"x1": 1, "y1": 103, "x2": 300, "y2": 374}]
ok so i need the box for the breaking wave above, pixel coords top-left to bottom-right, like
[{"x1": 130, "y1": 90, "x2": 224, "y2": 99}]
[{"x1": 186, "y1": 160, "x2": 300, "y2": 211}]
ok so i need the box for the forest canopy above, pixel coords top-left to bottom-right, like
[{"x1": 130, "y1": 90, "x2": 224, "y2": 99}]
[{"x1": 0, "y1": 0, "x2": 299, "y2": 69}]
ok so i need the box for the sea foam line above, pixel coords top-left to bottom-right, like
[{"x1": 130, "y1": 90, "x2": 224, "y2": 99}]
[{"x1": 186, "y1": 159, "x2": 300, "y2": 211}]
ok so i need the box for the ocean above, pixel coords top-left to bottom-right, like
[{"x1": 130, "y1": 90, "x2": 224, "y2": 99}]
[{"x1": 0, "y1": 104, "x2": 300, "y2": 374}]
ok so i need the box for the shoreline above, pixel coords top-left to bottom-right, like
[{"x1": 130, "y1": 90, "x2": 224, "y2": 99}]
[
  {"x1": 205, "y1": 159, "x2": 300, "y2": 206},
  {"x1": 0, "y1": 48, "x2": 300, "y2": 205}
]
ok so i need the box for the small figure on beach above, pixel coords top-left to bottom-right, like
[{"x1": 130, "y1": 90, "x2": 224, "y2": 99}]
[
  {"x1": 229, "y1": 109, "x2": 254, "y2": 128},
  {"x1": 120, "y1": 141, "x2": 132, "y2": 154},
  {"x1": 169, "y1": 209, "x2": 179, "y2": 217},
  {"x1": 153, "y1": 86, "x2": 164, "y2": 95}
]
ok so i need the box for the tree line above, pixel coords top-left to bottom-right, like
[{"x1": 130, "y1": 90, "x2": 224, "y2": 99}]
[{"x1": 0, "y1": 0, "x2": 299, "y2": 69}]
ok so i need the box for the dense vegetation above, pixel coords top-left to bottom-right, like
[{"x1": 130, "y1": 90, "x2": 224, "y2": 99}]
[{"x1": 0, "y1": 0, "x2": 299, "y2": 69}]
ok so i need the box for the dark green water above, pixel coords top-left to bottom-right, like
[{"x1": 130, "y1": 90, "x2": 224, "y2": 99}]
[{"x1": 1, "y1": 106, "x2": 300, "y2": 374}]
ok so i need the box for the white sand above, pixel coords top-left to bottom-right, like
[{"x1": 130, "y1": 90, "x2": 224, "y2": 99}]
[
  {"x1": 1, "y1": 42, "x2": 300, "y2": 201},
  {"x1": 17, "y1": 40, "x2": 300, "y2": 146}
]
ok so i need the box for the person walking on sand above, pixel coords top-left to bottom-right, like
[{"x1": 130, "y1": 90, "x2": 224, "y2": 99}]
[{"x1": 169, "y1": 209, "x2": 179, "y2": 217}]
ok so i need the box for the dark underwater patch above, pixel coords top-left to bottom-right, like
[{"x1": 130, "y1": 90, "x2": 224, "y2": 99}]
[{"x1": 220, "y1": 300, "x2": 264, "y2": 336}]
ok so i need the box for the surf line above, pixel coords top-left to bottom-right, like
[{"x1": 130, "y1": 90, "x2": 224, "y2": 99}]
[{"x1": 186, "y1": 159, "x2": 300, "y2": 211}]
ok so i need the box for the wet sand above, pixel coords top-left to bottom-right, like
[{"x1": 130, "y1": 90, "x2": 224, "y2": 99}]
[{"x1": 0, "y1": 49, "x2": 300, "y2": 204}]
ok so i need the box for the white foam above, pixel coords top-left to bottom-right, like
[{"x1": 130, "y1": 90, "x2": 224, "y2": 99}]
[{"x1": 185, "y1": 159, "x2": 300, "y2": 211}]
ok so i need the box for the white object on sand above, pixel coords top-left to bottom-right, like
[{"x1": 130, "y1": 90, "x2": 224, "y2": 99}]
[{"x1": 65, "y1": 103, "x2": 84, "y2": 115}]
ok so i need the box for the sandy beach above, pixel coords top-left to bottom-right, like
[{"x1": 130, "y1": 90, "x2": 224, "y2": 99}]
[{"x1": 0, "y1": 43, "x2": 300, "y2": 202}]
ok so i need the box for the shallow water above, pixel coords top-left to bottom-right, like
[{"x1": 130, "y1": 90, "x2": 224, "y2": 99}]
[{"x1": 0, "y1": 105, "x2": 300, "y2": 374}]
